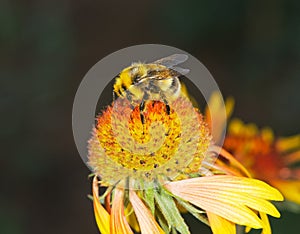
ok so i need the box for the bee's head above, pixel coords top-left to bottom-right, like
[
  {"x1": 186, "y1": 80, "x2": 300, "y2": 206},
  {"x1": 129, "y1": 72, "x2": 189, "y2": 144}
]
[
  {"x1": 113, "y1": 64, "x2": 148, "y2": 98},
  {"x1": 128, "y1": 63, "x2": 150, "y2": 83}
]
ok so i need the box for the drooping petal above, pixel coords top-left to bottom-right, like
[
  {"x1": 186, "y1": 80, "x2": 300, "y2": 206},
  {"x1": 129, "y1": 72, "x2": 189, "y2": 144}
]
[
  {"x1": 111, "y1": 188, "x2": 133, "y2": 234},
  {"x1": 207, "y1": 212, "x2": 236, "y2": 234},
  {"x1": 212, "y1": 146, "x2": 252, "y2": 177},
  {"x1": 260, "y1": 212, "x2": 271, "y2": 234},
  {"x1": 92, "y1": 176, "x2": 111, "y2": 234},
  {"x1": 205, "y1": 91, "x2": 234, "y2": 143},
  {"x1": 165, "y1": 175, "x2": 283, "y2": 230},
  {"x1": 245, "y1": 226, "x2": 251, "y2": 233},
  {"x1": 245, "y1": 212, "x2": 272, "y2": 234},
  {"x1": 125, "y1": 203, "x2": 140, "y2": 233},
  {"x1": 129, "y1": 190, "x2": 164, "y2": 234}
]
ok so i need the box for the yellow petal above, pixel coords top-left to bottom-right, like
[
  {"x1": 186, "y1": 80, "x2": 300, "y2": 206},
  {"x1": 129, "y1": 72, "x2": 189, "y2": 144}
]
[
  {"x1": 214, "y1": 146, "x2": 252, "y2": 177},
  {"x1": 228, "y1": 118, "x2": 244, "y2": 135},
  {"x1": 239, "y1": 213, "x2": 272, "y2": 234},
  {"x1": 176, "y1": 175, "x2": 283, "y2": 201},
  {"x1": 282, "y1": 150, "x2": 300, "y2": 165},
  {"x1": 276, "y1": 134, "x2": 300, "y2": 152},
  {"x1": 125, "y1": 203, "x2": 140, "y2": 233},
  {"x1": 92, "y1": 176, "x2": 110, "y2": 234},
  {"x1": 245, "y1": 226, "x2": 251, "y2": 233},
  {"x1": 271, "y1": 180, "x2": 300, "y2": 204},
  {"x1": 129, "y1": 190, "x2": 164, "y2": 234},
  {"x1": 187, "y1": 194, "x2": 263, "y2": 228},
  {"x1": 225, "y1": 97, "x2": 235, "y2": 118},
  {"x1": 180, "y1": 82, "x2": 200, "y2": 109},
  {"x1": 261, "y1": 127, "x2": 274, "y2": 143},
  {"x1": 244, "y1": 123, "x2": 259, "y2": 136},
  {"x1": 207, "y1": 212, "x2": 236, "y2": 234},
  {"x1": 165, "y1": 175, "x2": 283, "y2": 230},
  {"x1": 111, "y1": 188, "x2": 133, "y2": 234},
  {"x1": 205, "y1": 91, "x2": 230, "y2": 142},
  {"x1": 193, "y1": 188, "x2": 281, "y2": 217},
  {"x1": 260, "y1": 212, "x2": 271, "y2": 234},
  {"x1": 229, "y1": 119, "x2": 259, "y2": 136}
]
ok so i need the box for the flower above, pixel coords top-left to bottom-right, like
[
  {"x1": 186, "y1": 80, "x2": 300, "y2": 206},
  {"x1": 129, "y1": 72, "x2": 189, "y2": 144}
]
[
  {"x1": 205, "y1": 91, "x2": 300, "y2": 211},
  {"x1": 224, "y1": 118, "x2": 300, "y2": 207},
  {"x1": 88, "y1": 95, "x2": 283, "y2": 234}
]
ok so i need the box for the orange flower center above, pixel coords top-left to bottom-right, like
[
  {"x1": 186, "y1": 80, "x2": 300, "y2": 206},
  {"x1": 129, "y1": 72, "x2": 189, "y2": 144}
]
[{"x1": 88, "y1": 96, "x2": 211, "y2": 187}]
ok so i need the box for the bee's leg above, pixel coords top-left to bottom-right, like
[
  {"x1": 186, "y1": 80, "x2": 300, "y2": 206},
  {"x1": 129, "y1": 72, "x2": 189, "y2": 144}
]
[
  {"x1": 166, "y1": 104, "x2": 170, "y2": 115},
  {"x1": 139, "y1": 100, "x2": 145, "y2": 124},
  {"x1": 139, "y1": 93, "x2": 149, "y2": 125},
  {"x1": 126, "y1": 94, "x2": 135, "y2": 110},
  {"x1": 161, "y1": 96, "x2": 171, "y2": 115},
  {"x1": 139, "y1": 101, "x2": 146, "y2": 134}
]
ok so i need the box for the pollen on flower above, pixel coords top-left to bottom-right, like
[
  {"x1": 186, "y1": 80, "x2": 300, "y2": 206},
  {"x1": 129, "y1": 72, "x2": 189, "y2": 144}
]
[{"x1": 88, "y1": 96, "x2": 212, "y2": 188}]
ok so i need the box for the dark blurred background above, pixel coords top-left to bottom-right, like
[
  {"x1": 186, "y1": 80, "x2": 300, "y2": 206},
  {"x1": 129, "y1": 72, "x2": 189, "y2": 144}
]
[{"x1": 1, "y1": 0, "x2": 300, "y2": 233}]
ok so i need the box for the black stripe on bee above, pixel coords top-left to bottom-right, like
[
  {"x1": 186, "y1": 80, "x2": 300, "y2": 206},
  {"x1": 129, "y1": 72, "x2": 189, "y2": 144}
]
[
  {"x1": 139, "y1": 101, "x2": 145, "y2": 112},
  {"x1": 178, "y1": 75, "x2": 185, "y2": 81},
  {"x1": 113, "y1": 75, "x2": 121, "y2": 97},
  {"x1": 121, "y1": 84, "x2": 127, "y2": 92},
  {"x1": 171, "y1": 77, "x2": 177, "y2": 87}
]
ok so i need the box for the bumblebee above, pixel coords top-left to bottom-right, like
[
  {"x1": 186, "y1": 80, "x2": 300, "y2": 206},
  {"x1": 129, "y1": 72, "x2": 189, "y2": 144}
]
[{"x1": 113, "y1": 54, "x2": 189, "y2": 123}]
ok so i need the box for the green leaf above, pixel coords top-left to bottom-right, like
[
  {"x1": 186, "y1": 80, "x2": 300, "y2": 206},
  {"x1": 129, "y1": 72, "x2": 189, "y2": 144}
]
[
  {"x1": 143, "y1": 188, "x2": 155, "y2": 214},
  {"x1": 154, "y1": 187, "x2": 190, "y2": 234},
  {"x1": 156, "y1": 208, "x2": 170, "y2": 233}
]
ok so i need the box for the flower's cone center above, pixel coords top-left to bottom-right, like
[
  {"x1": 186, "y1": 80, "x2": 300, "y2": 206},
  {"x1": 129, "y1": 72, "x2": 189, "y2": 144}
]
[{"x1": 89, "y1": 96, "x2": 211, "y2": 188}]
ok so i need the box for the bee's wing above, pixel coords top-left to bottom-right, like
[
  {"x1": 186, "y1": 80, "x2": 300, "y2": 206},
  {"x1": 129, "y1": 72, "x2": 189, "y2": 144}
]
[
  {"x1": 171, "y1": 67, "x2": 190, "y2": 75},
  {"x1": 152, "y1": 54, "x2": 189, "y2": 75},
  {"x1": 153, "y1": 54, "x2": 188, "y2": 68}
]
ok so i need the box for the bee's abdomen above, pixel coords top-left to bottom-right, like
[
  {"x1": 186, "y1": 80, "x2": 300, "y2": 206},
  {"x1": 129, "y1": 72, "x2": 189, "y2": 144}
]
[
  {"x1": 164, "y1": 77, "x2": 181, "y2": 99},
  {"x1": 157, "y1": 79, "x2": 173, "y2": 91}
]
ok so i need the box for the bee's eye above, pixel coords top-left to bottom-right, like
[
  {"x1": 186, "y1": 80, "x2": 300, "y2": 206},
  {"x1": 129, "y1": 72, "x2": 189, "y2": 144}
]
[{"x1": 133, "y1": 74, "x2": 141, "y2": 83}]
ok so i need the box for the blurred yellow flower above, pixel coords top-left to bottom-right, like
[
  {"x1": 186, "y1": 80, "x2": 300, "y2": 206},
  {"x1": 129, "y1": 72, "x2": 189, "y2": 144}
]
[
  {"x1": 205, "y1": 92, "x2": 300, "y2": 211},
  {"x1": 88, "y1": 95, "x2": 283, "y2": 234}
]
